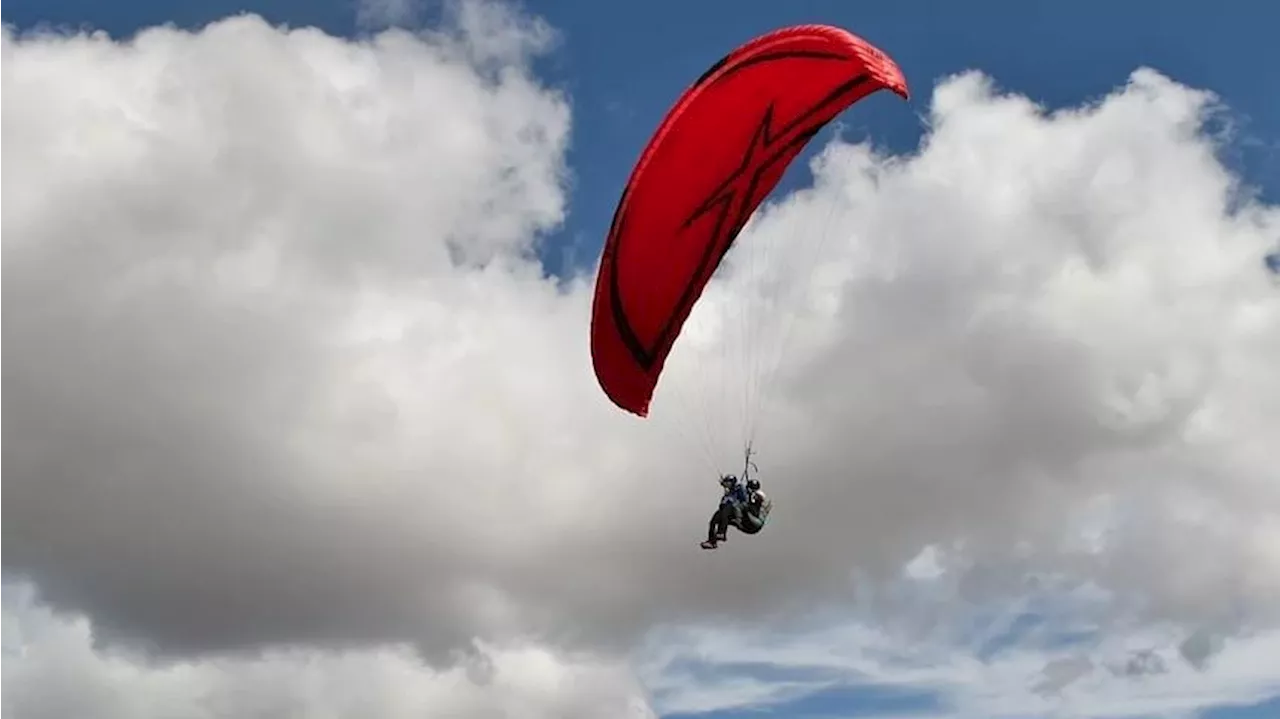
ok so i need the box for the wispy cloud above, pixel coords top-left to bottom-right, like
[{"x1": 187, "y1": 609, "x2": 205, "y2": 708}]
[
  {"x1": 635, "y1": 576, "x2": 1280, "y2": 718},
  {"x1": 356, "y1": 0, "x2": 426, "y2": 30}
]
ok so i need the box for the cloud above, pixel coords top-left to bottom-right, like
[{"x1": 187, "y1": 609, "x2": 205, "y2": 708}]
[
  {"x1": 1, "y1": 6, "x2": 591, "y2": 662},
  {"x1": 1, "y1": 584, "x2": 657, "y2": 719},
  {"x1": 730, "y1": 68, "x2": 1280, "y2": 625},
  {"x1": 626, "y1": 68, "x2": 1280, "y2": 717},
  {"x1": 634, "y1": 599, "x2": 1280, "y2": 718},
  {"x1": 356, "y1": 0, "x2": 426, "y2": 31},
  {"x1": 3, "y1": 2, "x2": 1279, "y2": 716}
]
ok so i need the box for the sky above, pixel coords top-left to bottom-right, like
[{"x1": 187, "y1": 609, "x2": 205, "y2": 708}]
[{"x1": 2, "y1": 1, "x2": 1279, "y2": 718}]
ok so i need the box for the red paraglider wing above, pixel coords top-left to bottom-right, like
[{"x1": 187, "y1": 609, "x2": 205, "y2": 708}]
[{"x1": 590, "y1": 24, "x2": 908, "y2": 417}]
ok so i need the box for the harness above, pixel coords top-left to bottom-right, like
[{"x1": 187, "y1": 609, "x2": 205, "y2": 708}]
[{"x1": 733, "y1": 442, "x2": 772, "y2": 529}]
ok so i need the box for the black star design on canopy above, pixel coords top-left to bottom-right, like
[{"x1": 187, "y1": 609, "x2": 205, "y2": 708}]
[
  {"x1": 607, "y1": 70, "x2": 873, "y2": 372},
  {"x1": 683, "y1": 72, "x2": 873, "y2": 260}
]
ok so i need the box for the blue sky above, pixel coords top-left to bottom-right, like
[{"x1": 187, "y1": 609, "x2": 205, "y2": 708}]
[{"x1": 5, "y1": 1, "x2": 1278, "y2": 717}]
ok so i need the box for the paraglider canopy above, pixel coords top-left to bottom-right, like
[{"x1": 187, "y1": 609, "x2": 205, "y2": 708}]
[{"x1": 589, "y1": 24, "x2": 909, "y2": 418}]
